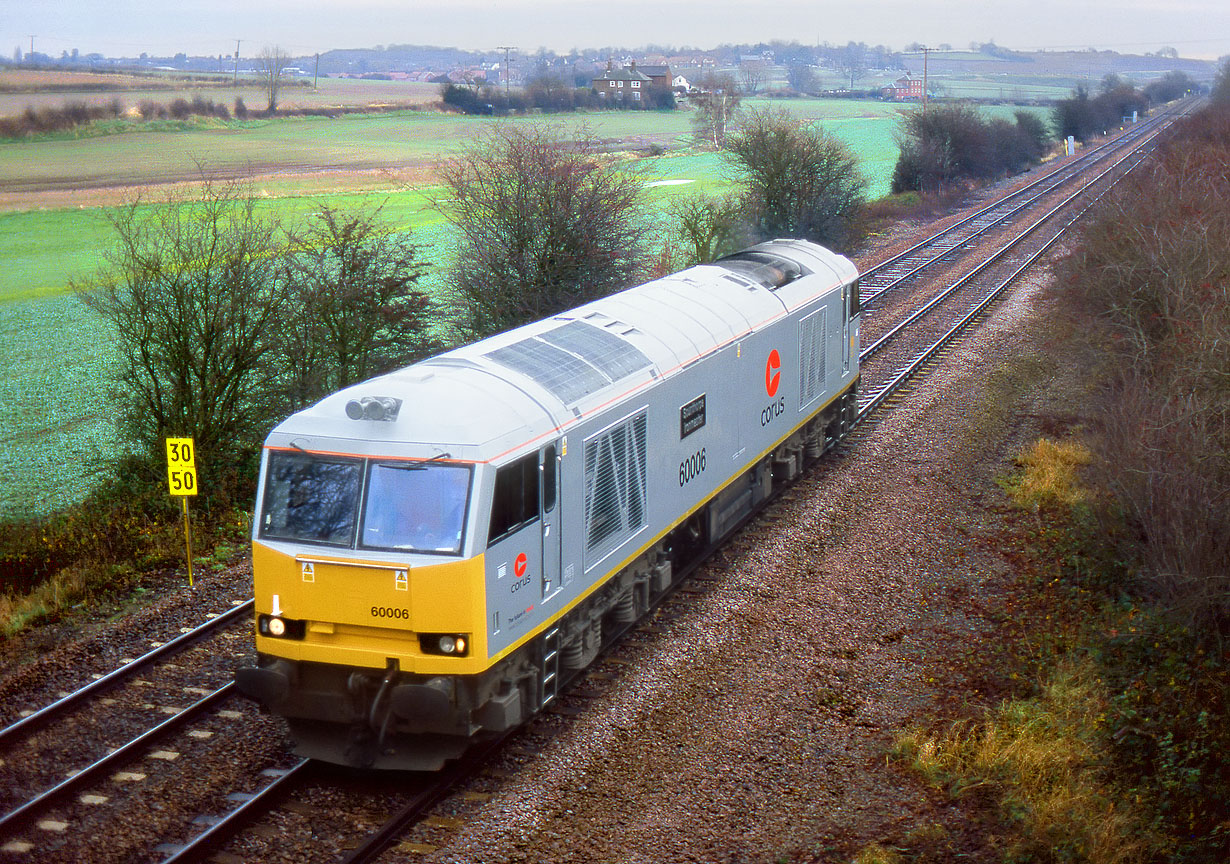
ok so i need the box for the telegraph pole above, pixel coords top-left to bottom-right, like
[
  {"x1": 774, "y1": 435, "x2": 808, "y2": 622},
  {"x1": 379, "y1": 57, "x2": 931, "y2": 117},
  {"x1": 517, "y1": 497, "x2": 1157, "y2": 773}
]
[
  {"x1": 497, "y1": 45, "x2": 516, "y2": 96},
  {"x1": 233, "y1": 39, "x2": 241, "y2": 87},
  {"x1": 314, "y1": 53, "x2": 320, "y2": 89},
  {"x1": 922, "y1": 46, "x2": 932, "y2": 112},
  {"x1": 28, "y1": 36, "x2": 35, "y2": 60}
]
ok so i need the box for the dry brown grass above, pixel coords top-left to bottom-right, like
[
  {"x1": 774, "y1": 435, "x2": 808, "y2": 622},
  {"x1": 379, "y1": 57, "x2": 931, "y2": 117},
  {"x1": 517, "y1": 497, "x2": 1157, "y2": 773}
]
[
  {"x1": 0, "y1": 562, "x2": 136, "y2": 637},
  {"x1": 1006, "y1": 438, "x2": 1092, "y2": 512},
  {"x1": 893, "y1": 659, "x2": 1159, "y2": 864}
]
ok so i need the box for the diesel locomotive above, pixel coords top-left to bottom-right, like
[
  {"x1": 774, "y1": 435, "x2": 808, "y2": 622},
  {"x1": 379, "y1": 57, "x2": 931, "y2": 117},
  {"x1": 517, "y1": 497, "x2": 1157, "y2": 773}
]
[{"x1": 235, "y1": 239, "x2": 860, "y2": 769}]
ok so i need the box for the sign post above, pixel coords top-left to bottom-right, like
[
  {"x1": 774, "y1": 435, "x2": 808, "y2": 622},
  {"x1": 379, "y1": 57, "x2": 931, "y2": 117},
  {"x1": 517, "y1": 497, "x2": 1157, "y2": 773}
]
[{"x1": 165, "y1": 437, "x2": 198, "y2": 588}]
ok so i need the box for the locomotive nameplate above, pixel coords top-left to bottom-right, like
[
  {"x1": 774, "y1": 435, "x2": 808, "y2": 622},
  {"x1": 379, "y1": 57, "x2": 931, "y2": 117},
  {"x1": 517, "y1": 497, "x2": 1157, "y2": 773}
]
[{"x1": 680, "y1": 394, "x2": 706, "y2": 439}]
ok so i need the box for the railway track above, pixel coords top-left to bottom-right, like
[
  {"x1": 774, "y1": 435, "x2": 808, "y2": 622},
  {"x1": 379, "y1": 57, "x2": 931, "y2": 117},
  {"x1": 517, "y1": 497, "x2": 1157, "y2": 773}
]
[
  {"x1": 856, "y1": 100, "x2": 1187, "y2": 306},
  {"x1": 0, "y1": 598, "x2": 278, "y2": 860},
  {"x1": 0, "y1": 102, "x2": 1192, "y2": 863},
  {"x1": 851, "y1": 101, "x2": 1192, "y2": 420}
]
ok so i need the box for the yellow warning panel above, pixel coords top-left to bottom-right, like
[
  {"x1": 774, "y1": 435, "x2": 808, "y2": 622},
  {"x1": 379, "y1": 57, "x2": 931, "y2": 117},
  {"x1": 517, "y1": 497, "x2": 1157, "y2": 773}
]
[{"x1": 165, "y1": 437, "x2": 198, "y2": 497}]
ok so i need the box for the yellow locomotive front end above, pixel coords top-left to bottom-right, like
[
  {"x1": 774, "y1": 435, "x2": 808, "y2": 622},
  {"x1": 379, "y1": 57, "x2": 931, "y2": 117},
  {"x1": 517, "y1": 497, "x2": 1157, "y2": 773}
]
[{"x1": 234, "y1": 358, "x2": 561, "y2": 770}]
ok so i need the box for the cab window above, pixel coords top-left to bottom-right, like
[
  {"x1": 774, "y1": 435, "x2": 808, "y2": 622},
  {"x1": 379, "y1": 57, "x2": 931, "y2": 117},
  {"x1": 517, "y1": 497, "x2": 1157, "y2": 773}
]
[
  {"x1": 361, "y1": 462, "x2": 471, "y2": 555},
  {"x1": 488, "y1": 453, "x2": 539, "y2": 544}
]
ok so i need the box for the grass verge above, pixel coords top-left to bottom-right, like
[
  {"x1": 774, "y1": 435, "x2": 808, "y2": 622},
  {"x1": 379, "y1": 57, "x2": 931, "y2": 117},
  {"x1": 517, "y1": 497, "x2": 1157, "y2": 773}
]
[{"x1": 874, "y1": 428, "x2": 1229, "y2": 863}]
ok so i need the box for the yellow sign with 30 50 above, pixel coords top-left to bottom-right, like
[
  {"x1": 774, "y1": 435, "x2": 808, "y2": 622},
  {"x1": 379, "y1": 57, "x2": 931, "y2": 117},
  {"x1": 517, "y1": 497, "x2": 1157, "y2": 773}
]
[{"x1": 165, "y1": 437, "x2": 198, "y2": 497}]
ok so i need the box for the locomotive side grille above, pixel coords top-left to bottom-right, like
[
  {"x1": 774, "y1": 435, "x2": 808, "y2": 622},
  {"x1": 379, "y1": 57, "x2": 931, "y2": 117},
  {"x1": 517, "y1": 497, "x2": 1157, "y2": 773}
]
[
  {"x1": 582, "y1": 410, "x2": 649, "y2": 570},
  {"x1": 798, "y1": 307, "x2": 828, "y2": 409}
]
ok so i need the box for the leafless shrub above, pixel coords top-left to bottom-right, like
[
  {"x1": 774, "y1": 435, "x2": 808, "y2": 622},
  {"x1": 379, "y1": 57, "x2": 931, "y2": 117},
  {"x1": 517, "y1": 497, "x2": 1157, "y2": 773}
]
[
  {"x1": 137, "y1": 99, "x2": 165, "y2": 120},
  {"x1": 725, "y1": 107, "x2": 867, "y2": 252},
  {"x1": 436, "y1": 124, "x2": 649, "y2": 340},
  {"x1": 1057, "y1": 105, "x2": 1230, "y2": 643}
]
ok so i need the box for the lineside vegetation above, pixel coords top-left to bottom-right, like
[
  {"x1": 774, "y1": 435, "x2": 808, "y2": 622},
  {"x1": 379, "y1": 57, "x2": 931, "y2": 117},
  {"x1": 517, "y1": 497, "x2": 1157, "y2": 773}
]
[{"x1": 879, "y1": 77, "x2": 1230, "y2": 864}]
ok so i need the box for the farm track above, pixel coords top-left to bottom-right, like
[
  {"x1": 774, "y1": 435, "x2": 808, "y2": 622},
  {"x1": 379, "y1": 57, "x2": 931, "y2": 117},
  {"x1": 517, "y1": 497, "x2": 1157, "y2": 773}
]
[
  {"x1": 0, "y1": 103, "x2": 1190, "y2": 862},
  {"x1": 0, "y1": 157, "x2": 412, "y2": 196}
]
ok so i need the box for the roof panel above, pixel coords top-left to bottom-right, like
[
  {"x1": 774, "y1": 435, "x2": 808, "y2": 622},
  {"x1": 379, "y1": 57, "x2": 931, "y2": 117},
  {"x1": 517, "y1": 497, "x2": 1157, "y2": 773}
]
[
  {"x1": 539, "y1": 320, "x2": 653, "y2": 381},
  {"x1": 485, "y1": 337, "x2": 609, "y2": 405}
]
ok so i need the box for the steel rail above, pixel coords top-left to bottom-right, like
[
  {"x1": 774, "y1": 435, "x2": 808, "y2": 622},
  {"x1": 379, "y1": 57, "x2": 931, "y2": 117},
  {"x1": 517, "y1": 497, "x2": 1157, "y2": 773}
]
[
  {"x1": 857, "y1": 102, "x2": 1183, "y2": 307},
  {"x1": 0, "y1": 598, "x2": 254, "y2": 747},
  {"x1": 859, "y1": 99, "x2": 1182, "y2": 286},
  {"x1": 859, "y1": 122, "x2": 1163, "y2": 364},
  {"x1": 856, "y1": 119, "x2": 1158, "y2": 423},
  {"x1": 157, "y1": 758, "x2": 313, "y2": 864},
  {"x1": 0, "y1": 683, "x2": 236, "y2": 833}
]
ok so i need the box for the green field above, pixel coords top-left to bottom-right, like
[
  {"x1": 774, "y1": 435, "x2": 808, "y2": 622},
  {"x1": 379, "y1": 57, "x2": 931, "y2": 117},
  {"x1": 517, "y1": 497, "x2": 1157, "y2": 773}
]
[{"x1": 0, "y1": 97, "x2": 1044, "y2": 519}]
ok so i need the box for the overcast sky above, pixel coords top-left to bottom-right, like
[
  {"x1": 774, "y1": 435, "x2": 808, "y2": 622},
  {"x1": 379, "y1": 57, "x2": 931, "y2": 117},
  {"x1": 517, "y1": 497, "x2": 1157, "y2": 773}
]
[{"x1": 7, "y1": 0, "x2": 1229, "y2": 61}]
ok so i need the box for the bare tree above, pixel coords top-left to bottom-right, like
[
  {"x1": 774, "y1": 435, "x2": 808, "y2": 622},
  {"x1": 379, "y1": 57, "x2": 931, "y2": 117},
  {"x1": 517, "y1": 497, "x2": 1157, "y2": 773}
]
[
  {"x1": 256, "y1": 45, "x2": 291, "y2": 112},
  {"x1": 689, "y1": 72, "x2": 741, "y2": 148},
  {"x1": 272, "y1": 204, "x2": 442, "y2": 410},
  {"x1": 75, "y1": 179, "x2": 286, "y2": 498},
  {"x1": 725, "y1": 107, "x2": 867, "y2": 252},
  {"x1": 739, "y1": 60, "x2": 766, "y2": 95},
  {"x1": 667, "y1": 194, "x2": 748, "y2": 266},
  {"x1": 437, "y1": 125, "x2": 650, "y2": 339},
  {"x1": 787, "y1": 63, "x2": 817, "y2": 95},
  {"x1": 838, "y1": 42, "x2": 867, "y2": 90}
]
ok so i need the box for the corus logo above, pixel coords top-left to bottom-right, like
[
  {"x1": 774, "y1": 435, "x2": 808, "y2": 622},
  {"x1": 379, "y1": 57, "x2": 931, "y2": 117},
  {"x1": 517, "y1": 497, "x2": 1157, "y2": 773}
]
[
  {"x1": 765, "y1": 349, "x2": 781, "y2": 397},
  {"x1": 514, "y1": 553, "x2": 528, "y2": 578}
]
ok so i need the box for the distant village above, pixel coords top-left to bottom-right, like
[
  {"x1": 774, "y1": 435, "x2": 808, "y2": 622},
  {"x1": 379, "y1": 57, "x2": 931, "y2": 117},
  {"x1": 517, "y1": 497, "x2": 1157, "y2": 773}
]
[{"x1": 8, "y1": 40, "x2": 1219, "y2": 104}]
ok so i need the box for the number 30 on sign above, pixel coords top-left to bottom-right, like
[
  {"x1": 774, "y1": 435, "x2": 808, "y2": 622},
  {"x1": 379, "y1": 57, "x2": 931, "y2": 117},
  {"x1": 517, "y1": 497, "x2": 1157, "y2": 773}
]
[{"x1": 166, "y1": 437, "x2": 198, "y2": 496}]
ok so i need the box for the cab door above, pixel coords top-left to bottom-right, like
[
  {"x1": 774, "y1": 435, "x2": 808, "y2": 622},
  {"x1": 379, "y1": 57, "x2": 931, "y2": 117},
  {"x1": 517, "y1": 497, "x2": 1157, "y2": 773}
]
[
  {"x1": 842, "y1": 283, "x2": 852, "y2": 374},
  {"x1": 539, "y1": 442, "x2": 561, "y2": 601}
]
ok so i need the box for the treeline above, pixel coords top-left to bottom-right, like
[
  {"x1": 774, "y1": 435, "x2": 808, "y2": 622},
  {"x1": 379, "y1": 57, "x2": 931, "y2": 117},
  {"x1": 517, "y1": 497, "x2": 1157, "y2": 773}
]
[
  {"x1": 1052, "y1": 71, "x2": 1199, "y2": 143},
  {"x1": 1052, "y1": 81, "x2": 1149, "y2": 142},
  {"x1": 0, "y1": 100, "x2": 124, "y2": 137},
  {"x1": 1052, "y1": 77, "x2": 1230, "y2": 858},
  {"x1": 892, "y1": 103, "x2": 1050, "y2": 193},
  {"x1": 891, "y1": 71, "x2": 1200, "y2": 193},
  {"x1": 0, "y1": 95, "x2": 241, "y2": 138},
  {"x1": 439, "y1": 78, "x2": 676, "y2": 115}
]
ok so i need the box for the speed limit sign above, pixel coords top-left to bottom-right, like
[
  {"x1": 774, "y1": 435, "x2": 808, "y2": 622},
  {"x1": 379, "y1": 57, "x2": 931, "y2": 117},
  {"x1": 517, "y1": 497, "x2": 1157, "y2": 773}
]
[{"x1": 165, "y1": 437, "x2": 198, "y2": 497}]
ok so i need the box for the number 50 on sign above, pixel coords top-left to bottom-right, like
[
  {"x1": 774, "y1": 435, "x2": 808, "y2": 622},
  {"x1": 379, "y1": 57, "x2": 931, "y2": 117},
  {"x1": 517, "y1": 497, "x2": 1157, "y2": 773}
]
[{"x1": 166, "y1": 437, "x2": 198, "y2": 496}]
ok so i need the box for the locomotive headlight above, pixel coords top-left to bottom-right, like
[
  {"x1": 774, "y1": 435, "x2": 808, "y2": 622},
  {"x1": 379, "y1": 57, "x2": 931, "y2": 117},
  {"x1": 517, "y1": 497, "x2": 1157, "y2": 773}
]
[
  {"x1": 420, "y1": 633, "x2": 470, "y2": 656},
  {"x1": 258, "y1": 614, "x2": 304, "y2": 640}
]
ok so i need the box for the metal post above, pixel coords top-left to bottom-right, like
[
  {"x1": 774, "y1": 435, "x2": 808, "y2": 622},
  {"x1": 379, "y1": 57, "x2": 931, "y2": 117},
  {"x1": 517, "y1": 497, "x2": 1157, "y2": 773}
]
[{"x1": 182, "y1": 497, "x2": 194, "y2": 588}]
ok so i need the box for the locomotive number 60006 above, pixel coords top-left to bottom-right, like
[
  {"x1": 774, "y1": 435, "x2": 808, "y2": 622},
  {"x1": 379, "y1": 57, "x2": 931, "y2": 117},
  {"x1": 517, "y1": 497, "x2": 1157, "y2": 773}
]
[{"x1": 678, "y1": 448, "x2": 707, "y2": 486}]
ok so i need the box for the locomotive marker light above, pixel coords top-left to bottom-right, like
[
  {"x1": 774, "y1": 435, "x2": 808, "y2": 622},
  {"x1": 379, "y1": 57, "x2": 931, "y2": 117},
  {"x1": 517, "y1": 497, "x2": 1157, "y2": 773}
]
[{"x1": 165, "y1": 437, "x2": 198, "y2": 588}]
